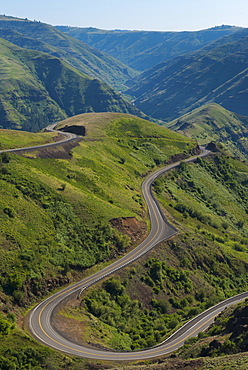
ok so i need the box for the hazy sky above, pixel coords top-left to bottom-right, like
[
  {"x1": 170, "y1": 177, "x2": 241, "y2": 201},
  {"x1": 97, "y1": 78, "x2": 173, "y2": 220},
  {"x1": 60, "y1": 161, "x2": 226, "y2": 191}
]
[{"x1": 2, "y1": 0, "x2": 248, "y2": 31}]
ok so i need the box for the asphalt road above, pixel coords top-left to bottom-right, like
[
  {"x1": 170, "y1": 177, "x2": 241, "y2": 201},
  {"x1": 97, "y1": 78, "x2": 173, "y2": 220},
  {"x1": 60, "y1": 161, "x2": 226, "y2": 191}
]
[
  {"x1": 28, "y1": 145, "x2": 248, "y2": 360},
  {"x1": 0, "y1": 124, "x2": 77, "y2": 154}
]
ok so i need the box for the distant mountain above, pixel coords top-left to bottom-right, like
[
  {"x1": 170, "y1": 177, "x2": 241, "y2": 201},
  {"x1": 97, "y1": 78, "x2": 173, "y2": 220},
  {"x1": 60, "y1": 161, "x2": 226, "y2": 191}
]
[
  {"x1": 164, "y1": 103, "x2": 248, "y2": 160},
  {"x1": 127, "y1": 29, "x2": 248, "y2": 121},
  {"x1": 0, "y1": 15, "x2": 138, "y2": 89},
  {"x1": 0, "y1": 38, "x2": 144, "y2": 131},
  {"x1": 56, "y1": 25, "x2": 240, "y2": 71}
]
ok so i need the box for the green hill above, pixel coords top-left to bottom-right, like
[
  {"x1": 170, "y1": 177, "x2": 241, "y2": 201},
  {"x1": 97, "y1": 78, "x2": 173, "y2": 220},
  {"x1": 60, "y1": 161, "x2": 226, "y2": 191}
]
[
  {"x1": 0, "y1": 114, "x2": 247, "y2": 368},
  {"x1": 0, "y1": 38, "x2": 144, "y2": 131},
  {"x1": 0, "y1": 112, "x2": 195, "y2": 302},
  {"x1": 0, "y1": 15, "x2": 138, "y2": 89},
  {"x1": 127, "y1": 30, "x2": 248, "y2": 120},
  {"x1": 165, "y1": 103, "x2": 248, "y2": 160},
  {"x1": 0, "y1": 114, "x2": 196, "y2": 369},
  {"x1": 56, "y1": 25, "x2": 240, "y2": 71}
]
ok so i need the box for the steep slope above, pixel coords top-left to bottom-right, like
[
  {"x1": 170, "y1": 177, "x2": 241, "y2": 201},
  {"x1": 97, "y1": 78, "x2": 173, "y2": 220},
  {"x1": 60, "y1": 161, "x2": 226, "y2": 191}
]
[
  {"x1": 0, "y1": 113, "x2": 195, "y2": 325},
  {"x1": 165, "y1": 104, "x2": 248, "y2": 160},
  {"x1": 56, "y1": 25, "x2": 240, "y2": 71},
  {"x1": 127, "y1": 30, "x2": 248, "y2": 121},
  {"x1": 177, "y1": 299, "x2": 248, "y2": 361},
  {"x1": 0, "y1": 38, "x2": 143, "y2": 131},
  {"x1": 0, "y1": 115, "x2": 197, "y2": 365},
  {"x1": 0, "y1": 15, "x2": 138, "y2": 89},
  {"x1": 0, "y1": 115, "x2": 248, "y2": 368},
  {"x1": 58, "y1": 149, "x2": 248, "y2": 352}
]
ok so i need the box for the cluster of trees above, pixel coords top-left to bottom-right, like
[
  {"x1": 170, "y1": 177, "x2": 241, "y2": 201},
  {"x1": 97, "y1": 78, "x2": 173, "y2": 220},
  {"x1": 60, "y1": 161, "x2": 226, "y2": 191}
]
[
  {"x1": 141, "y1": 258, "x2": 192, "y2": 296},
  {"x1": 0, "y1": 345, "x2": 58, "y2": 370},
  {"x1": 83, "y1": 265, "x2": 201, "y2": 350},
  {"x1": 84, "y1": 276, "x2": 180, "y2": 349}
]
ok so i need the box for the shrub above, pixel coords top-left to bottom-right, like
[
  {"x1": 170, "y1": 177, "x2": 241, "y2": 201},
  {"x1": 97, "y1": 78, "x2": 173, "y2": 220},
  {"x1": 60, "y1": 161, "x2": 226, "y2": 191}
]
[
  {"x1": 168, "y1": 318, "x2": 179, "y2": 329},
  {"x1": 0, "y1": 153, "x2": 10, "y2": 163},
  {"x1": 157, "y1": 299, "x2": 171, "y2": 314},
  {"x1": 3, "y1": 207, "x2": 15, "y2": 218},
  {"x1": 0, "y1": 317, "x2": 11, "y2": 336},
  {"x1": 103, "y1": 278, "x2": 125, "y2": 297}
]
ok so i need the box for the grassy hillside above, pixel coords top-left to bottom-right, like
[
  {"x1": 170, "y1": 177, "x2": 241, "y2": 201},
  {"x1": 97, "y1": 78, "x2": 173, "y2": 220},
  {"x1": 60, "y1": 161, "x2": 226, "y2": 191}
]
[
  {"x1": 0, "y1": 38, "x2": 143, "y2": 131},
  {"x1": 0, "y1": 129, "x2": 60, "y2": 150},
  {"x1": 0, "y1": 112, "x2": 195, "y2": 298},
  {"x1": 0, "y1": 15, "x2": 138, "y2": 89},
  {"x1": 56, "y1": 25, "x2": 240, "y2": 71},
  {"x1": 165, "y1": 103, "x2": 248, "y2": 160},
  {"x1": 0, "y1": 113, "x2": 197, "y2": 368},
  {"x1": 0, "y1": 115, "x2": 246, "y2": 368},
  {"x1": 55, "y1": 147, "x2": 248, "y2": 353},
  {"x1": 127, "y1": 30, "x2": 248, "y2": 120}
]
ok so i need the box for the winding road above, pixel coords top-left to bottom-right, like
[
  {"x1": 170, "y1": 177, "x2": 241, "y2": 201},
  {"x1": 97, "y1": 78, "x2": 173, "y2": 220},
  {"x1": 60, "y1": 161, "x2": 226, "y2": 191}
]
[
  {"x1": 27, "y1": 141, "x2": 248, "y2": 360},
  {"x1": 2, "y1": 126, "x2": 248, "y2": 360},
  {"x1": 0, "y1": 124, "x2": 77, "y2": 154}
]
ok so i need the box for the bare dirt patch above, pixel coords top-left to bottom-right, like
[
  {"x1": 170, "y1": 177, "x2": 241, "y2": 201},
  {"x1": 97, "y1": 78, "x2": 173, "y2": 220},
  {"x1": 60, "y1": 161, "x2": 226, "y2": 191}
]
[
  {"x1": 51, "y1": 296, "x2": 90, "y2": 347},
  {"x1": 110, "y1": 217, "x2": 147, "y2": 246}
]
